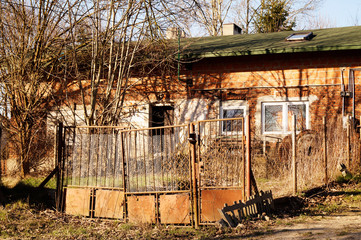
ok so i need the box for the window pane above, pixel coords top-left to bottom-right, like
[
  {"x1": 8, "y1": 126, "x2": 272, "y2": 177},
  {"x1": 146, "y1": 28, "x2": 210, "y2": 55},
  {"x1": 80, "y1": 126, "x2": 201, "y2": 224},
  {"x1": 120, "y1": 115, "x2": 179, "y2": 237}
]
[
  {"x1": 264, "y1": 105, "x2": 283, "y2": 132},
  {"x1": 288, "y1": 104, "x2": 306, "y2": 131},
  {"x1": 223, "y1": 109, "x2": 244, "y2": 119},
  {"x1": 223, "y1": 109, "x2": 244, "y2": 132}
]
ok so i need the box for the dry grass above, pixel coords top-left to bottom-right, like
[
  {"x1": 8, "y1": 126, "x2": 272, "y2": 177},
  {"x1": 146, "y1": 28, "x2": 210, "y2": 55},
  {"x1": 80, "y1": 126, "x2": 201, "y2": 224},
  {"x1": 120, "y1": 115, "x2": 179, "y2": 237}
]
[
  {"x1": 253, "y1": 116, "x2": 361, "y2": 197},
  {"x1": 0, "y1": 201, "x2": 237, "y2": 239},
  {"x1": 1, "y1": 176, "x2": 361, "y2": 239}
]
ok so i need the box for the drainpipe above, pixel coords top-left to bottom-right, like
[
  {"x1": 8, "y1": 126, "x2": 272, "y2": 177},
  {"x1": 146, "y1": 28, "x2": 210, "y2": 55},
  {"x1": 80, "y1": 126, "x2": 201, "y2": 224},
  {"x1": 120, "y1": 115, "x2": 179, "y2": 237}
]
[
  {"x1": 351, "y1": 69, "x2": 356, "y2": 121},
  {"x1": 341, "y1": 69, "x2": 345, "y2": 116}
]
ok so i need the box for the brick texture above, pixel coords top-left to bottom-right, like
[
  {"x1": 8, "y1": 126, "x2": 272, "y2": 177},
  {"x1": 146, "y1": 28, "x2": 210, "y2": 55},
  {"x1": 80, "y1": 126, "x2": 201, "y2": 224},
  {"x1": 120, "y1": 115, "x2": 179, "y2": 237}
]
[{"x1": 184, "y1": 50, "x2": 361, "y2": 133}]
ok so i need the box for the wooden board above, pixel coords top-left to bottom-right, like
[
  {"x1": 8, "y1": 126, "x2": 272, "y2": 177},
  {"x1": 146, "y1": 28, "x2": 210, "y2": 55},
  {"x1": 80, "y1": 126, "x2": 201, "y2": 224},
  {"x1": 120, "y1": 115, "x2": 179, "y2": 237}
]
[
  {"x1": 94, "y1": 189, "x2": 124, "y2": 219},
  {"x1": 65, "y1": 188, "x2": 91, "y2": 216},
  {"x1": 200, "y1": 189, "x2": 243, "y2": 222},
  {"x1": 127, "y1": 195, "x2": 156, "y2": 223},
  {"x1": 159, "y1": 193, "x2": 190, "y2": 224}
]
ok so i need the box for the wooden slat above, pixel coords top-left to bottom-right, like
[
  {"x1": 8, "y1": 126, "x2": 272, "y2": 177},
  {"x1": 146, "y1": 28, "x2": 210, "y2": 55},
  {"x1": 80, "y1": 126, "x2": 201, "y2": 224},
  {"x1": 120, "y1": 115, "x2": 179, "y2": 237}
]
[{"x1": 219, "y1": 190, "x2": 274, "y2": 226}]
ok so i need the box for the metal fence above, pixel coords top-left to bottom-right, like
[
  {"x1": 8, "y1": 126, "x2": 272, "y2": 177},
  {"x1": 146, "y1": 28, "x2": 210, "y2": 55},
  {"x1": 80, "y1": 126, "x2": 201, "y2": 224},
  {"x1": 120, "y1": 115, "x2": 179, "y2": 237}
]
[
  {"x1": 56, "y1": 114, "x2": 359, "y2": 224},
  {"x1": 197, "y1": 119, "x2": 245, "y2": 189},
  {"x1": 62, "y1": 125, "x2": 190, "y2": 191},
  {"x1": 252, "y1": 115, "x2": 360, "y2": 197},
  {"x1": 57, "y1": 117, "x2": 246, "y2": 225},
  {"x1": 195, "y1": 119, "x2": 245, "y2": 224}
]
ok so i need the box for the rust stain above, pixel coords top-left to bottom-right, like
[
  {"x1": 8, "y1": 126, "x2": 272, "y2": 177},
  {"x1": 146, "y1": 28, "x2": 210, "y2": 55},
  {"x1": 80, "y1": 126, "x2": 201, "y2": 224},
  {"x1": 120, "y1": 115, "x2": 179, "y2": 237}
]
[
  {"x1": 159, "y1": 193, "x2": 191, "y2": 224},
  {"x1": 200, "y1": 189, "x2": 243, "y2": 222},
  {"x1": 65, "y1": 188, "x2": 91, "y2": 216},
  {"x1": 94, "y1": 189, "x2": 124, "y2": 219},
  {"x1": 127, "y1": 195, "x2": 156, "y2": 223}
]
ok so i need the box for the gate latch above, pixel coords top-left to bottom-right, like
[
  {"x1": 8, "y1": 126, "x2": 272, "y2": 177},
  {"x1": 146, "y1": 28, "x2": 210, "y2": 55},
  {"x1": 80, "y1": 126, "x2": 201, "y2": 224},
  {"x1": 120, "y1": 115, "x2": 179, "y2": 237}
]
[{"x1": 188, "y1": 133, "x2": 197, "y2": 144}]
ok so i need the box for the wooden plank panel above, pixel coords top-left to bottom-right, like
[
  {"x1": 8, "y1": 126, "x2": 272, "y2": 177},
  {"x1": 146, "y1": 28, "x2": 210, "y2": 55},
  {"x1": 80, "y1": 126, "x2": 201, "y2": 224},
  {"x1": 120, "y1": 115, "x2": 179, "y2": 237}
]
[
  {"x1": 65, "y1": 188, "x2": 91, "y2": 216},
  {"x1": 94, "y1": 189, "x2": 124, "y2": 219},
  {"x1": 127, "y1": 195, "x2": 155, "y2": 223},
  {"x1": 159, "y1": 193, "x2": 190, "y2": 224},
  {"x1": 200, "y1": 189, "x2": 242, "y2": 222}
]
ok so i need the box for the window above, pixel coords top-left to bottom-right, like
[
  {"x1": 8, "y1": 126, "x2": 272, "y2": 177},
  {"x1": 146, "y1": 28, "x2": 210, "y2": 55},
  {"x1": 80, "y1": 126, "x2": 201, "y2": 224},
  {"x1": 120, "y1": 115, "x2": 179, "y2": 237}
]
[
  {"x1": 221, "y1": 106, "x2": 246, "y2": 133},
  {"x1": 286, "y1": 32, "x2": 314, "y2": 41},
  {"x1": 262, "y1": 102, "x2": 309, "y2": 134}
]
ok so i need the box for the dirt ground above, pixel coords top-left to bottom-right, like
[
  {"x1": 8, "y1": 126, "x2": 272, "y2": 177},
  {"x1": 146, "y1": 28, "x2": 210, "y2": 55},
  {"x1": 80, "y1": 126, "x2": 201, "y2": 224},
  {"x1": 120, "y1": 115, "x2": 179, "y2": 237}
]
[
  {"x1": 242, "y1": 181, "x2": 361, "y2": 239},
  {"x1": 253, "y1": 212, "x2": 361, "y2": 239},
  {"x1": 1, "y1": 179, "x2": 361, "y2": 239}
]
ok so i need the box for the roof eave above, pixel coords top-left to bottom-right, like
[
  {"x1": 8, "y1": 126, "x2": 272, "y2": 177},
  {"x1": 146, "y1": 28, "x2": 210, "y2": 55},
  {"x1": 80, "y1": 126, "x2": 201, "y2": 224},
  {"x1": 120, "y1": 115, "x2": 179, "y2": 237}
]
[{"x1": 182, "y1": 45, "x2": 361, "y2": 59}]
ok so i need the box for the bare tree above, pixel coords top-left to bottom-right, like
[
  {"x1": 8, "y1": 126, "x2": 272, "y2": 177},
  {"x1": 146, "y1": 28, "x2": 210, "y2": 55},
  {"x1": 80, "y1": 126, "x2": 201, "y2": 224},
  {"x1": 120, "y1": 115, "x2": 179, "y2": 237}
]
[
  {"x1": 305, "y1": 14, "x2": 336, "y2": 29},
  {"x1": 64, "y1": 0, "x2": 191, "y2": 127},
  {"x1": 0, "y1": 0, "x2": 81, "y2": 177},
  {"x1": 0, "y1": 0, "x2": 194, "y2": 177},
  {"x1": 232, "y1": 0, "x2": 259, "y2": 34},
  {"x1": 190, "y1": 0, "x2": 235, "y2": 36}
]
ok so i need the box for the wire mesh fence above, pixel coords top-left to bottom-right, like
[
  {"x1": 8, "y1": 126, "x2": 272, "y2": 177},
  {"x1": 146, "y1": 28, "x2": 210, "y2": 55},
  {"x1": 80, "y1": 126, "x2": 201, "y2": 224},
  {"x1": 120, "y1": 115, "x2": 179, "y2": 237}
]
[
  {"x1": 123, "y1": 125, "x2": 190, "y2": 192},
  {"x1": 252, "y1": 115, "x2": 360, "y2": 197},
  {"x1": 62, "y1": 125, "x2": 190, "y2": 192},
  {"x1": 63, "y1": 127, "x2": 125, "y2": 189},
  {"x1": 196, "y1": 118, "x2": 245, "y2": 189},
  {"x1": 60, "y1": 114, "x2": 361, "y2": 199}
]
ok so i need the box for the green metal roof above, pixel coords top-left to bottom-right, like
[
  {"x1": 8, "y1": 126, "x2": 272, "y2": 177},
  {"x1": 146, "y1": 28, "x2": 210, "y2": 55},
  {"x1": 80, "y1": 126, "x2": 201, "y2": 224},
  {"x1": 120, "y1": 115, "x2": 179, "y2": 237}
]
[{"x1": 181, "y1": 26, "x2": 361, "y2": 59}]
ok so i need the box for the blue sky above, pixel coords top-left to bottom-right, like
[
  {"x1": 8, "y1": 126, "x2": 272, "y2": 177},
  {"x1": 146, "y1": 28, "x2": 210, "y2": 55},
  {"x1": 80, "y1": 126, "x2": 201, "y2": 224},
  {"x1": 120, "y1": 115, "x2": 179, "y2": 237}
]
[{"x1": 317, "y1": 0, "x2": 361, "y2": 27}]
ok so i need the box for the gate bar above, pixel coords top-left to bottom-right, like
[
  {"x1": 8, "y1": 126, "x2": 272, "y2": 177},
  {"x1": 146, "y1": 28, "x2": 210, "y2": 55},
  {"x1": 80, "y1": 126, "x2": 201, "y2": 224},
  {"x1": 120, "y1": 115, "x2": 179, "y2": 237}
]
[{"x1": 189, "y1": 123, "x2": 199, "y2": 228}]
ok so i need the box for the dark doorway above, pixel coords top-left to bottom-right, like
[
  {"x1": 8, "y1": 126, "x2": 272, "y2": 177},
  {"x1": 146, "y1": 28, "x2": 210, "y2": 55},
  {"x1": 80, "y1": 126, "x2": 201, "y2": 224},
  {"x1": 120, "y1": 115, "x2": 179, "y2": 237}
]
[{"x1": 150, "y1": 105, "x2": 174, "y2": 135}]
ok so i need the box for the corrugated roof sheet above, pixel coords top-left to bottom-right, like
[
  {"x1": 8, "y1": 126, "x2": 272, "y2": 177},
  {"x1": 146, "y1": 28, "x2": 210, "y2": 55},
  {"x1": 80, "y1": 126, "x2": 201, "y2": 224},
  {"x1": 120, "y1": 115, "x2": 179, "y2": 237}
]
[{"x1": 180, "y1": 26, "x2": 361, "y2": 59}]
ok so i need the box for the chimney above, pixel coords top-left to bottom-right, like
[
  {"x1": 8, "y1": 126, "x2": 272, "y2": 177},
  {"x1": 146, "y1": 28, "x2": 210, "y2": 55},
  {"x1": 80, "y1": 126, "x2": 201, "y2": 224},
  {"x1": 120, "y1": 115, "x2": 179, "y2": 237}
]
[
  {"x1": 166, "y1": 27, "x2": 186, "y2": 39},
  {"x1": 223, "y1": 23, "x2": 242, "y2": 36}
]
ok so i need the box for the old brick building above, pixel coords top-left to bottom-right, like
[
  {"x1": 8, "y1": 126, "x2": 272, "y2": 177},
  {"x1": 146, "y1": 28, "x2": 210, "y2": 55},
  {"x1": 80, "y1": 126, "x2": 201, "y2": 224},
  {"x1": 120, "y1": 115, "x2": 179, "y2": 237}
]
[
  {"x1": 49, "y1": 26, "x2": 361, "y2": 223},
  {"x1": 45, "y1": 26, "x2": 361, "y2": 138},
  {"x1": 171, "y1": 26, "x2": 361, "y2": 138}
]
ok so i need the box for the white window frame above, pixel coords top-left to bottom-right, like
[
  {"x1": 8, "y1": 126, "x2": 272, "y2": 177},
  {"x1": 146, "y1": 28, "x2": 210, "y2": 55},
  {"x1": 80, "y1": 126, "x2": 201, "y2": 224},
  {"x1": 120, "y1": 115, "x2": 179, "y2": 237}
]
[
  {"x1": 262, "y1": 102, "x2": 309, "y2": 134},
  {"x1": 220, "y1": 106, "x2": 246, "y2": 134}
]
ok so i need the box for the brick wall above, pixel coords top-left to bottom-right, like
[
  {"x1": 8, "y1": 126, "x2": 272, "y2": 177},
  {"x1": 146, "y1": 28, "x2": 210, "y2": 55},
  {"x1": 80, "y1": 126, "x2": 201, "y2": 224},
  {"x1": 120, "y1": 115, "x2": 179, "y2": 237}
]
[
  {"x1": 184, "y1": 50, "x2": 361, "y2": 136},
  {"x1": 50, "y1": 49, "x2": 361, "y2": 137}
]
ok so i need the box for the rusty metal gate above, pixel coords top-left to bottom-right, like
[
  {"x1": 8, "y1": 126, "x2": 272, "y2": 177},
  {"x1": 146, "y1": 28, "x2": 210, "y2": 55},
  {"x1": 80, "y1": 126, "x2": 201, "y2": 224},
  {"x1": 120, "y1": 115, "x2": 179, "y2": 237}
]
[
  {"x1": 56, "y1": 117, "x2": 246, "y2": 225},
  {"x1": 195, "y1": 119, "x2": 245, "y2": 224}
]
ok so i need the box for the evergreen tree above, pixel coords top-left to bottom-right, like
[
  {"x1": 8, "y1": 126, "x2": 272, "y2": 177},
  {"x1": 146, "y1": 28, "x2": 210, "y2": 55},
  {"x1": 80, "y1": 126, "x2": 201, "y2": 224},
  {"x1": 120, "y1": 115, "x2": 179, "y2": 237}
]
[{"x1": 254, "y1": 0, "x2": 296, "y2": 33}]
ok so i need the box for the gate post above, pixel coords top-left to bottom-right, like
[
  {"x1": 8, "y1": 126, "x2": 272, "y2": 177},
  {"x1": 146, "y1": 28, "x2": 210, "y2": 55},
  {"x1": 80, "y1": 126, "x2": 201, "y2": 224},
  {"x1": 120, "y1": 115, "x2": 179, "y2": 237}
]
[
  {"x1": 323, "y1": 117, "x2": 328, "y2": 184},
  {"x1": 120, "y1": 131, "x2": 128, "y2": 221},
  {"x1": 246, "y1": 115, "x2": 251, "y2": 199},
  {"x1": 189, "y1": 123, "x2": 199, "y2": 228},
  {"x1": 292, "y1": 115, "x2": 297, "y2": 195},
  {"x1": 347, "y1": 119, "x2": 351, "y2": 169},
  {"x1": 55, "y1": 122, "x2": 64, "y2": 211}
]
